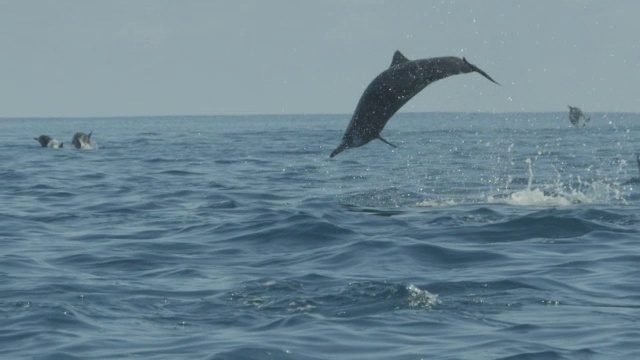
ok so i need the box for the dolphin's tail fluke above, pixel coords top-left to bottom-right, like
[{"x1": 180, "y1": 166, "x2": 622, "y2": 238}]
[{"x1": 330, "y1": 142, "x2": 348, "y2": 158}]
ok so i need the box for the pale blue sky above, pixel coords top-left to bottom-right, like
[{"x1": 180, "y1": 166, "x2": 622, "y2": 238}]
[{"x1": 1, "y1": 0, "x2": 638, "y2": 117}]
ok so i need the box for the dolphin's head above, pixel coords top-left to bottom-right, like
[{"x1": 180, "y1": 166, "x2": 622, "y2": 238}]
[
  {"x1": 462, "y1": 58, "x2": 500, "y2": 85},
  {"x1": 34, "y1": 135, "x2": 51, "y2": 147},
  {"x1": 331, "y1": 133, "x2": 365, "y2": 158}
]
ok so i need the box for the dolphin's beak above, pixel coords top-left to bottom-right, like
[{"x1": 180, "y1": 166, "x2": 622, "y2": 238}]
[
  {"x1": 472, "y1": 65, "x2": 500, "y2": 85},
  {"x1": 330, "y1": 141, "x2": 348, "y2": 158}
]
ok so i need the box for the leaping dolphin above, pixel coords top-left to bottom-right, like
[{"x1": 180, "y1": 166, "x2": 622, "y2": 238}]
[
  {"x1": 72, "y1": 131, "x2": 93, "y2": 149},
  {"x1": 34, "y1": 135, "x2": 63, "y2": 148},
  {"x1": 330, "y1": 51, "x2": 500, "y2": 158},
  {"x1": 568, "y1": 105, "x2": 590, "y2": 127}
]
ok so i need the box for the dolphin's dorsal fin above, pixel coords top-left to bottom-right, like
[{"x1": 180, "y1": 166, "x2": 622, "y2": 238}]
[
  {"x1": 390, "y1": 51, "x2": 410, "y2": 67},
  {"x1": 88, "y1": 131, "x2": 93, "y2": 139}
]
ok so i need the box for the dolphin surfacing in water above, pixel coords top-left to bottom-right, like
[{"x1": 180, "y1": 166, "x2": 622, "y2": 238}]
[
  {"x1": 330, "y1": 51, "x2": 500, "y2": 158},
  {"x1": 72, "y1": 131, "x2": 93, "y2": 149},
  {"x1": 34, "y1": 135, "x2": 63, "y2": 148},
  {"x1": 568, "y1": 105, "x2": 590, "y2": 127}
]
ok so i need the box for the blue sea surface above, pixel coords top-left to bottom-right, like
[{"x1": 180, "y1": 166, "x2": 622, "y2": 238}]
[{"x1": 1, "y1": 113, "x2": 639, "y2": 359}]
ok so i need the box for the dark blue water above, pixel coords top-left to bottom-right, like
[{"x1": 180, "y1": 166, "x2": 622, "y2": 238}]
[{"x1": 1, "y1": 113, "x2": 639, "y2": 359}]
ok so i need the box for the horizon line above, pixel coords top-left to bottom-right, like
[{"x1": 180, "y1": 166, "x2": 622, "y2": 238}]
[{"x1": 1, "y1": 110, "x2": 639, "y2": 120}]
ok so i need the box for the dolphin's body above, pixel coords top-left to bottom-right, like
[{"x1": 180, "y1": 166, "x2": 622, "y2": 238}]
[
  {"x1": 34, "y1": 135, "x2": 63, "y2": 148},
  {"x1": 568, "y1": 105, "x2": 590, "y2": 127},
  {"x1": 72, "y1": 131, "x2": 93, "y2": 149},
  {"x1": 330, "y1": 51, "x2": 499, "y2": 158}
]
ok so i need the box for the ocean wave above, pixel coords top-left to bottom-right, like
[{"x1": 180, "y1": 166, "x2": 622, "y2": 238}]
[{"x1": 2, "y1": 114, "x2": 639, "y2": 359}]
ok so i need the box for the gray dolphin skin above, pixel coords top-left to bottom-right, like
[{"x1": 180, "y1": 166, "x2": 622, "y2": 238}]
[
  {"x1": 34, "y1": 135, "x2": 63, "y2": 148},
  {"x1": 568, "y1": 105, "x2": 590, "y2": 127},
  {"x1": 330, "y1": 51, "x2": 500, "y2": 158},
  {"x1": 72, "y1": 131, "x2": 93, "y2": 149}
]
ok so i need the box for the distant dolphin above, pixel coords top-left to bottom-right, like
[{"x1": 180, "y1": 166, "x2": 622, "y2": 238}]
[
  {"x1": 34, "y1": 135, "x2": 63, "y2": 148},
  {"x1": 330, "y1": 51, "x2": 500, "y2": 158},
  {"x1": 568, "y1": 105, "x2": 590, "y2": 127},
  {"x1": 622, "y1": 153, "x2": 640, "y2": 185},
  {"x1": 72, "y1": 131, "x2": 93, "y2": 149}
]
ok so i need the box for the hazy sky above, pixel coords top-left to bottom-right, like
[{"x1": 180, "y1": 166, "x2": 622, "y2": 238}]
[{"x1": 1, "y1": 0, "x2": 639, "y2": 117}]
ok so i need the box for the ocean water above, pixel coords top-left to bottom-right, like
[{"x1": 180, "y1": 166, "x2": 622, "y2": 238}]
[{"x1": 1, "y1": 112, "x2": 639, "y2": 359}]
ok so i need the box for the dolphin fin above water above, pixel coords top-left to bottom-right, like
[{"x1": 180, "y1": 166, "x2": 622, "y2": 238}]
[
  {"x1": 378, "y1": 136, "x2": 397, "y2": 149},
  {"x1": 330, "y1": 51, "x2": 500, "y2": 158},
  {"x1": 390, "y1": 50, "x2": 410, "y2": 67}
]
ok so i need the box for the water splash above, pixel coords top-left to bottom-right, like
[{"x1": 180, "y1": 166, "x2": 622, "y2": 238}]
[
  {"x1": 525, "y1": 157, "x2": 533, "y2": 190},
  {"x1": 488, "y1": 157, "x2": 630, "y2": 206},
  {"x1": 406, "y1": 284, "x2": 440, "y2": 309}
]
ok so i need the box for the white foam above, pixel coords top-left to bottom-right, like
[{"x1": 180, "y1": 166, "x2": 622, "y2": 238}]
[
  {"x1": 406, "y1": 284, "x2": 440, "y2": 309},
  {"x1": 80, "y1": 141, "x2": 98, "y2": 150},
  {"x1": 488, "y1": 188, "x2": 573, "y2": 206},
  {"x1": 415, "y1": 198, "x2": 458, "y2": 207}
]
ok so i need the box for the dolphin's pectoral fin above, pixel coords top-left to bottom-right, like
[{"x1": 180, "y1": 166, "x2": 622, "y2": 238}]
[
  {"x1": 390, "y1": 51, "x2": 410, "y2": 67},
  {"x1": 378, "y1": 136, "x2": 397, "y2": 148}
]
